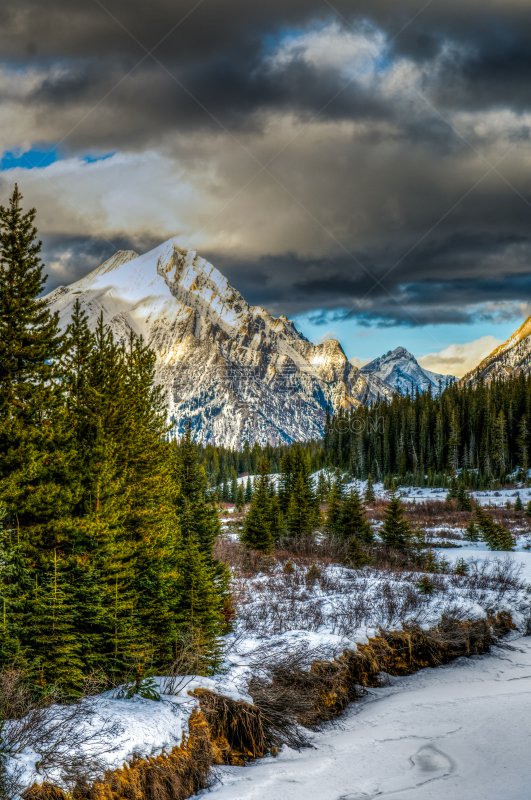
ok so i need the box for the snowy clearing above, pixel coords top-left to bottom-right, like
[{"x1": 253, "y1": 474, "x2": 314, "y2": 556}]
[{"x1": 194, "y1": 636, "x2": 531, "y2": 800}]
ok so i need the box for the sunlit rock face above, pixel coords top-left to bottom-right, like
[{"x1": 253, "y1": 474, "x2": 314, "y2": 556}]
[{"x1": 460, "y1": 317, "x2": 531, "y2": 387}]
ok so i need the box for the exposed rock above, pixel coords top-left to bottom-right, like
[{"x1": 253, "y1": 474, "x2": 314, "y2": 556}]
[
  {"x1": 44, "y1": 240, "x2": 390, "y2": 447},
  {"x1": 361, "y1": 346, "x2": 454, "y2": 394},
  {"x1": 460, "y1": 316, "x2": 531, "y2": 386}
]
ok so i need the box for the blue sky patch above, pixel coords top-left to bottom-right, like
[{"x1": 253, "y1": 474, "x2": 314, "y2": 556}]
[{"x1": 0, "y1": 148, "x2": 58, "y2": 170}]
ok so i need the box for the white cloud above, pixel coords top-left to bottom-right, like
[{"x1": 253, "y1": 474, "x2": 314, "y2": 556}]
[
  {"x1": 349, "y1": 356, "x2": 370, "y2": 369},
  {"x1": 417, "y1": 335, "x2": 502, "y2": 378},
  {"x1": 313, "y1": 330, "x2": 339, "y2": 344},
  {"x1": 266, "y1": 22, "x2": 386, "y2": 80}
]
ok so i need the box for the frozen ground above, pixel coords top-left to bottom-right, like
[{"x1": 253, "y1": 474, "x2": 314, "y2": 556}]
[
  {"x1": 194, "y1": 636, "x2": 531, "y2": 800},
  {"x1": 344, "y1": 476, "x2": 531, "y2": 508}
]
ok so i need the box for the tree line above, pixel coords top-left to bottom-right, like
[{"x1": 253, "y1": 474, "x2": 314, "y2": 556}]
[{"x1": 322, "y1": 375, "x2": 531, "y2": 488}]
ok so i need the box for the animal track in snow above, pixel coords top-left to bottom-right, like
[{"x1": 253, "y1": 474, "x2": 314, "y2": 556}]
[{"x1": 339, "y1": 744, "x2": 455, "y2": 799}]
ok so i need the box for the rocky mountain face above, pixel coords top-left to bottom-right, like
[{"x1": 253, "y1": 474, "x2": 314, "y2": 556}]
[
  {"x1": 361, "y1": 346, "x2": 454, "y2": 395},
  {"x1": 44, "y1": 239, "x2": 394, "y2": 447},
  {"x1": 460, "y1": 317, "x2": 531, "y2": 386}
]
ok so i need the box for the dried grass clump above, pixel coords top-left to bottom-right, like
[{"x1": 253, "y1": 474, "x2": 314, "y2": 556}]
[
  {"x1": 192, "y1": 689, "x2": 267, "y2": 764},
  {"x1": 244, "y1": 612, "x2": 514, "y2": 735},
  {"x1": 84, "y1": 709, "x2": 213, "y2": 800}
]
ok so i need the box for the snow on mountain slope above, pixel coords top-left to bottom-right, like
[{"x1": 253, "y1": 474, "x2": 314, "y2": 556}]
[
  {"x1": 361, "y1": 346, "x2": 455, "y2": 395},
  {"x1": 44, "y1": 239, "x2": 383, "y2": 447},
  {"x1": 460, "y1": 315, "x2": 531, "y2": 386}
]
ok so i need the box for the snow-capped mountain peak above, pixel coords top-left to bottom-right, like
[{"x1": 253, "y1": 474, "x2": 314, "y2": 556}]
[
  {"x1": 361, "y1": 346, "x2": 454, "y2": 395},
  {"x1": 44, "y1": 240, "x2": 390, "y2": 446}
]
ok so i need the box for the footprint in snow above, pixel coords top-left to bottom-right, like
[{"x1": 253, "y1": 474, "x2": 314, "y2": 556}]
[{"x1": 339, "y1": 744, "x2": 455, "y2": 799}]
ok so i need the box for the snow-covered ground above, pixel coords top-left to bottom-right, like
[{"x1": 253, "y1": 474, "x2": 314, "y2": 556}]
[
  {"x1": 342, "y1": 476, "x2": 531, "y2": 508},
  {"x1": 7, "y1": 673, "x2": 252, "y2": 791},
  {"x1": 195, "y1": 636, "x2": 531, "y2": 800},
  {"x1": 9, "y1": 477, "x2": 531, "y2": 795}
]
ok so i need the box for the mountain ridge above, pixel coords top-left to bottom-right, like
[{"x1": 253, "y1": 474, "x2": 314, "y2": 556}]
[
  {"x1": 361, "y1": 346, "x2": 455, "y2": 394},
  {"x1": 460, "y1": 315, "x2": 531, "y2": 386},
  {"x1": 44, "y1": 240, "x2": 395, "y2": 447}
]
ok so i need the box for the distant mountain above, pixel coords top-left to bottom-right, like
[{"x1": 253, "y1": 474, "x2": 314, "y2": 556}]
[
  {"x1": 360, "y1": 346, "x2": 455, "y2": 395},
  {"x1": 43, "y1": 240, "x2": 393, "y2": 447},
  {"x1": 460, "y1": 316, "x2": 531, "y2": 386}
]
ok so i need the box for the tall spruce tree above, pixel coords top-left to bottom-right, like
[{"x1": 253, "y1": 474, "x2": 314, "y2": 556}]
[
  {"x1": 240, "y1": 460, "x2": 275, "y2": 553},
  {"x1": 336, "y1": 490, "x2": 373, "y2": 544},
  {"x1": 0, "y1": 185, "x2": 63, "y2": 463},
  {"x1": 364, "y1": 474, "x2": 376, "y2": 504},
  {"x1": 235, "y1": 484, "x2": 245, "y2": 511},
  {"x1": 325, "y1": 481, "x2": 342, "y2": 535},
  {"x1": 380, "y1": 485, "x2": 413, "y2": 550},
  {"x1": 245, "y1": 476, "x2": 253, "y2": 503},
  {"x1": 285, "y1": 444, "x2": 319, "y2": 537},
  {"x1": 173, "y1": 423, "x2": 230, "y2": 641},
  {"x1": 474, "y1": 505, "x2": 514, "y2": 551},
  {"x1": 0, "y1": 186, "x2": 76, "y2": 547}
]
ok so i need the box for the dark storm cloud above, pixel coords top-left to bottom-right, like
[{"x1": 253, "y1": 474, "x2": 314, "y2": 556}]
[
  {"x1": 40, "y1": 233, "x2": 160, "y2": 293},
  {"x1": 207, "y1": 228, "x2": 531, "y2": 325},
  {"x1": 2, "y1": 0, "x2": 531, "y2": 327},
  {"x1": 1, "y1": 0, "x2": 530, "y2": 146}
]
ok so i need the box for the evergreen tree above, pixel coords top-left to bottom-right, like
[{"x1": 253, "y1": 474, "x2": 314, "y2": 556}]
[
  {"x1": 0, "y1": 510, "x2": 32, "y2": 666},
  {"x1": 316, "y1": 471, "x2": 328, "y2": 503},
  {"x1": 325, "y1": 481, "x2": 342, "y2": 535},
  {"x1": 174, "y1": 536, "x2": 224, "y2": 666},
  {"x1": 380, "y1": 485, "x2": 413, "y2": 550},
  {"x1": 0, "y1": 185, "x2": 64, "y2": 481},
  {"x1": 515, "y1": 493, "x2": 523, "y2": 511},
  {"x1": 28, "y1": 550, "x2": 84, "y2": 690},
  {"x1": 364, "y1": 473, "x2": 376, "y2": 504},
  {"x1": 446, "y1": 475, "x2": 459, "y2": 502},
  {"x1": 333, "y1": 467, "x2": 345, "y2": 498},
  {"x1": 245, "y1": 476, "x2": 253, "y2": 503},
  {"x1": 456, "y1": 483, "x2": 472, "y2": 511},
  {"x1": 235, "y1": 484, "x2": 245, "y2": 511},
  {"x1": 0, "y1": 186, "x2": 76, "y2": 551},
  {"x1": 240, "y1": 460, "x2": 275, "y2": 553},
  {"x1": 336, "y1": 490, "x2": 373, "y2": 544},
  {"x1": 285, "y1": 443, "x2": 319, "y2": 537},
  {"x1": 286, "y1": 470, "x2": 319, "y2": 537},
  {"x1": 278, "y1": 452, "x2": 294, "y2": 513},
  {"x1": 175, "y1": 423, "x2": 221, "y2": 562},
  {"x1": 517, "y1": 415, "x2": 529, "y2": 476},
  {"x1": 466, "y1": 516, "x2": 480, "y2": 543},
  {"x1": 474, "y1": 505, "x2": 514, "y2": 551},
  {"x1": 230, "y1": 468, "x2": 238, "y2": 504}
]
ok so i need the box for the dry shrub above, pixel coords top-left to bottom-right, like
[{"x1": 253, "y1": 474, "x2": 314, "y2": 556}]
[
  {"x1": 347, "y1": 611, "x2": 515, "y2": 683},
  {"x1": 193, "y1": 690, "x2": 267, "y2": 763},
  {"x1": 68, "y1": 709, "x2": 213, "y2": 800},
  {"x1": 0, "y1": 668, "x2": 122, "y2": 797},
  {"x1": 213, "y1": 537, "x2": 274, "y2": 577},
  {"x1": 244, "y1": 641, "x2": 361, "y2": 741}
]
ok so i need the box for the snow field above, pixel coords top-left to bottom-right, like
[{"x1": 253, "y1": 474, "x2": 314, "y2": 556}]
[{"x1": 194, "y1": 637, "x2": 531, "y2": 800}]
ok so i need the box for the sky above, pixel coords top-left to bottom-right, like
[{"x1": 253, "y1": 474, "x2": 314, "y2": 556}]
[{"x1": 1, "y1": 0, "x2": 531, "y2": 377}]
